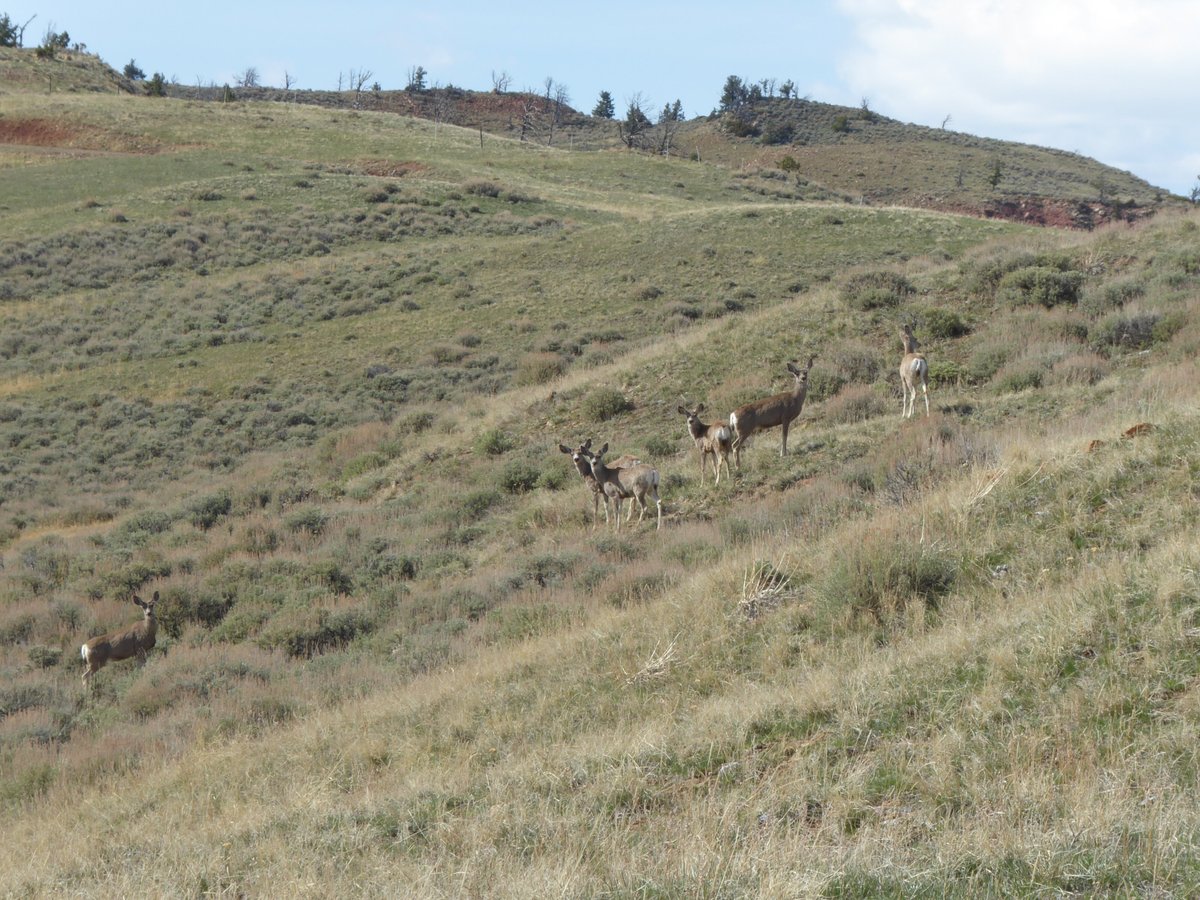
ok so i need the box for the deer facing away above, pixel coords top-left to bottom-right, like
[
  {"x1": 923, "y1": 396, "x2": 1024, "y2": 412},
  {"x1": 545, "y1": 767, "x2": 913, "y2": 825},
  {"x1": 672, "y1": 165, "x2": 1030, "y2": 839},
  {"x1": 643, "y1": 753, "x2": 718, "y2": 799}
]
[
  {"x1": 678, "y1": 404, "x2": 732, "y2": 485},
  {"x1": 559, "y1": 439, "x2": 642, "y2": 528},
  {"x1": 728, "y1": 356, "x2": 816, "y2": 467},
  {"x1": 585, "y1": 442, "x2": 662, "y2": 530},
  {"x1": 81, "y1": 592, "x2": 158, "y2": 688},
  {"x1": 899, "y1": 324, "x2": 930, "y2": 418}
]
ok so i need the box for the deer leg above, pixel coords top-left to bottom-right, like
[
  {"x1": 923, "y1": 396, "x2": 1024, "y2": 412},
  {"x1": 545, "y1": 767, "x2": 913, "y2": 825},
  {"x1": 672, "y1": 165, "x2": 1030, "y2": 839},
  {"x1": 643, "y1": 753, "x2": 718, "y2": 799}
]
[
  {"x1": 780, "y1": 423, "x2": 790, "y2": 456},
  {"x1": 921, "y1": 380, "x2": 930, "y2": 417}
]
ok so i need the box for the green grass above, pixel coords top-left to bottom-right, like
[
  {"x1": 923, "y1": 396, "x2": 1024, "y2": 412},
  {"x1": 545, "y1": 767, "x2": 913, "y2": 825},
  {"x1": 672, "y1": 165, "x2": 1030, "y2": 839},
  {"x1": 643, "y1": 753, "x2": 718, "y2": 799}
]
[{"x1": 2, "y1": 57, "x2": 1200, "y2": 897}]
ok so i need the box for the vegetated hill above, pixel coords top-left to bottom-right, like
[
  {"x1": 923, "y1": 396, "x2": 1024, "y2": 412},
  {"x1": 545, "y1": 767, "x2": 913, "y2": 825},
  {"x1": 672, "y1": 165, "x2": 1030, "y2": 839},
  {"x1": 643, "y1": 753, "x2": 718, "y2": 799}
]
[
  {"x1": 3, "y1": 64, "x2": 1200, "y2": 897},
  {"x1": 1, "y1": 45, "x2": 1179, "y2": 227}
]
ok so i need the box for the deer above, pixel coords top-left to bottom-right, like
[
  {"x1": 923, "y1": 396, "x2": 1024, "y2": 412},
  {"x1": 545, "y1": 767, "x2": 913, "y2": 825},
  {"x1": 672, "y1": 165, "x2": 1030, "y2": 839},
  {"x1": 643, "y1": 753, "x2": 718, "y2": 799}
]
[
  {"x1": 678, "y1": 404, "x2": 732, "y2": 485},
  {"x1": 899, "y1": 323, "x2": 930, "y2": 418},
  {"x1": 584, "y1": 442, "x2": 662, "y2": 531},
  {"x1": 80, "y1": 592, "x2": 159, "y2": 689},
  {"x1": 728, "y1": 356, "x2": 816, "y2": 468},
  {"x1": 558, "y1": 439, "x2": 642, "y2": 528}
]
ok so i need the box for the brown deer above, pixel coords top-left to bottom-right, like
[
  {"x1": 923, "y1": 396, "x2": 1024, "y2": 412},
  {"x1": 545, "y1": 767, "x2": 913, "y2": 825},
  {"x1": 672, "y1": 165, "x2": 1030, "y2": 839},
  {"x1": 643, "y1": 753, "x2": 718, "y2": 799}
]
[
  {"x1": 585, "y1": 443, "x2": 662, "y2": 531},
  {"x1": 558, "y1": 439, "x2": 642, "y2": 528},
  {"x1": 81, "y1": 592, "x2": 159, "y2": 688},
  {"x1": 728, "y1": 356, "x2": 816, "y2": 467},
  {"x1": 899, "y1": 324, "x2": 929, "y2": 418},
  {"x1": 678, "y1": 404, "x2": 732, "y2": 485}
]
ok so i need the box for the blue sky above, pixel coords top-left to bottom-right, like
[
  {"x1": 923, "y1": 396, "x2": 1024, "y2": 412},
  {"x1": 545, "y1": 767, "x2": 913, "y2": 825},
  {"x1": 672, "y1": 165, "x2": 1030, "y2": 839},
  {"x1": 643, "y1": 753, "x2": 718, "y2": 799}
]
[{"x1": 21, "y1": 0, "x2": 1200, "y2": 196}]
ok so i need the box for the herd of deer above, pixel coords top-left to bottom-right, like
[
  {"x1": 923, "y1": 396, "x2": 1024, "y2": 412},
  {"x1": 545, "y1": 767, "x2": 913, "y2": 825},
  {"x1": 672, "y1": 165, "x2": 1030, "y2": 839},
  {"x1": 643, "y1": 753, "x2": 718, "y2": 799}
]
[
  {"x1": 80, "y1": 330, "x2": 930, "y2": 687},
  {"x1": 559, "y1": 325, "x2": 931, "y2": 533}
]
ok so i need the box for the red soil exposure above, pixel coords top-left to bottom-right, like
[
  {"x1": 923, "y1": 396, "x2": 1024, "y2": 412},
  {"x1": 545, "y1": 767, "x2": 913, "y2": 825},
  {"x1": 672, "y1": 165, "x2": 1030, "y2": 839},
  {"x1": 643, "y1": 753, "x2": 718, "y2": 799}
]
[
  {"x1": 0, "y1": 117, "x2": 82, "y2": 146},
  {"x1": 0, "y1": 117, "x2": 160, "y2": 154}
]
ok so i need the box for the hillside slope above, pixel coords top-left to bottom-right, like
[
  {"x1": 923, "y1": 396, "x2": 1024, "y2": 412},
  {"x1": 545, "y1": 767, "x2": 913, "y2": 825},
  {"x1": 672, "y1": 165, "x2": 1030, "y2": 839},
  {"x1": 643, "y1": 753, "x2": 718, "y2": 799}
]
[{"x1": 2, "y1": 72, "x2": 1200, "y2": 897}]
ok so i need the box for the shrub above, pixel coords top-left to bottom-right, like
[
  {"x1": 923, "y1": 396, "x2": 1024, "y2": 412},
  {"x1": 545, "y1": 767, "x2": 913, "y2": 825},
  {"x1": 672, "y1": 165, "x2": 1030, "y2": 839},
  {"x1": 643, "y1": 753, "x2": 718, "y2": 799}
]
[
  {"x1": 921, "y1": 308, "x2": 970, "y2": 340},
  {"x1": 1089, "y1": 312, "x2": 1181, "y2": 355},
  {"x1": 188, "y1": 492, "x2": 232, "y2": 530},
  {"x1": 997, "y1": 266, "x2": 1083, "y2": 308},
  {"x1": 818, "y1": 533, "x2": 958, "y2": 626},
  {"x1": 286, "y1": 507, "x2": 329, "y2": 536},
  {"x1": 993, "y1": 361, "x2": 1044, "y2": 393},
  {"x1": 581, "y1": 388, "x2": 632, "y2": 422},
  {"x1": 465, "y1": 180, "x2": 501, "y2": 198},
  {"x1": 823, "y1": 385, "x2": 889, "y2": 424},
  {"x1": 515, "y1": 352, "x2": 565, "y2": 386},
  {"x1": 475, "y1": 428, "x2": 514, "y2": 456},
  {"x1": 501, "y1": 461, "x2": 540, "y2": 494},
  {"x1": 841, "y1": 271, "x2": 914, "y2": 311}
]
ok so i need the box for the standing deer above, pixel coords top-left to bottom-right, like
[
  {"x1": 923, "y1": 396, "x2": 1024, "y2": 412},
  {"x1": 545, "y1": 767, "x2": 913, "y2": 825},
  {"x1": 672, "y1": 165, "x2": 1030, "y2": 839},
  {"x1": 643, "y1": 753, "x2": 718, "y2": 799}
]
[
  {"x1": 729, "y1": 356, "x2": 816, "y2": 467},
  {"x1": 899, "y1": 323, "x2": 930, "y2": 418},
  {"x1": 678, "y1": 404, "x2": 732, "y2": 485},
  {"x1": 585, "y1": 443, "x2": 662, "y2": 531},
  {"x1": 81, "y1": 592, "x2": 158, "y2": 689},
  {"x1": 558, "y1": 439, "x2": 642, "y2": 528}
]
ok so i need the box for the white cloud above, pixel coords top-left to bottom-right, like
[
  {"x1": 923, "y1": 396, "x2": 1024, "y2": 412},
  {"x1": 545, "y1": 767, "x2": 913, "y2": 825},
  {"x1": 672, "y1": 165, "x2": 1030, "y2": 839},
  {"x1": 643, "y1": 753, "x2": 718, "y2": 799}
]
[{"x1": 835, "y1": 0, "x2": 1200, "y2": 194}]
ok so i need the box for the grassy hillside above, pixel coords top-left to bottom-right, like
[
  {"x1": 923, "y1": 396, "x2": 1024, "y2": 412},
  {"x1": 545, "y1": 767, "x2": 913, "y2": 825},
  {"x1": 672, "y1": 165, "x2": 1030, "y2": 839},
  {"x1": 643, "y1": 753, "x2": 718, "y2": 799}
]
[{"x1": 3, "y1": 68, "x2": 1200, "y2": 897}]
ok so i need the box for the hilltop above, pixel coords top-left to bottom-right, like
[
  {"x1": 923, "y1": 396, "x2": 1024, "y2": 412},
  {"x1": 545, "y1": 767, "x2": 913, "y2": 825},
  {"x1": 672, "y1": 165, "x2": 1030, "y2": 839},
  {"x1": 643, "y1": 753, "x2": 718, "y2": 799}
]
[
  {"x1": 2, "y1": 41, "x2": 1200, "y2": 897},
  {"x1": 1, "y1": 45, "x2": 1176, "y2": 227}
]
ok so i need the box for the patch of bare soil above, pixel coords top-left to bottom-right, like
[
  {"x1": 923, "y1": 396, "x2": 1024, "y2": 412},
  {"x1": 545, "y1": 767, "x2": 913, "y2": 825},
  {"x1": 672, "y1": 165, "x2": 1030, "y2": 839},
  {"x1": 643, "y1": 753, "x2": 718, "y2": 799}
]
[
  {"x1": 907, "y1": 195, "x2": 1155, "y2": 230},
  {"x1": 0, "y1": 117, "x2": 160, "y2": 154}
]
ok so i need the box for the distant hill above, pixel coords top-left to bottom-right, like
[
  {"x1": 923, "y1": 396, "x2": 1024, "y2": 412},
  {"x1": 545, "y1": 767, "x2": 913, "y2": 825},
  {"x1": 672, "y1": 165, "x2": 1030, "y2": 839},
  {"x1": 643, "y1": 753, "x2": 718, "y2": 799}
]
[{"x1": 1, "y1": 45, "x2": 1178, "y2": 228}]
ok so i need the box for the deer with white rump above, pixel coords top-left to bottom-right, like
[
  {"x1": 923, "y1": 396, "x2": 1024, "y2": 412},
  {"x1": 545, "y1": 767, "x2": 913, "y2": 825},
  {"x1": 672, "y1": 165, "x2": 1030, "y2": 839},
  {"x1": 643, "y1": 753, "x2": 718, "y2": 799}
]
[
  {"x1": 585, "y1": 442, "x2": 662, "y2": 531},
  {"x1": 729, "y1": 356, "x2": 815, "y2": 468},
  {"x1": 899, "y1": 323, "x2": 929, "y2": 418},
  {"x1": 559, "y1": 439, "x2": 642, "y2": 528},
  {"x1": 81, "y1": 592, "x2": 159, "y2": 689},
  {"x1": 678, "y1": 404, "x2": 732, "y2": 485}
]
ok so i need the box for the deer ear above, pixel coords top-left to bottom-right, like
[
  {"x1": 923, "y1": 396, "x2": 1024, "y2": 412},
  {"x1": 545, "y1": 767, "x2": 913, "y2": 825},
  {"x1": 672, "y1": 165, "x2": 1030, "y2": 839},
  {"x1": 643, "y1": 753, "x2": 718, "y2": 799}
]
[
  {"x1": 696, "y1": 403, "x2": 705, "y2": 414},
  {"x1": 597, "y1": 443, "x2": 608, "y2": 456},
  {"x1": 677, "y1": 406, "x2": 687, "y2": 415},
  {"x1": 133, "y1": 595, "x2": 144, "y2": 608},
  {"x1": 558, "y1": 443, "x2": 571, "y2": 454},
  {"x1": 152, "y1": 591, "x2": 159, "y2": 603}
]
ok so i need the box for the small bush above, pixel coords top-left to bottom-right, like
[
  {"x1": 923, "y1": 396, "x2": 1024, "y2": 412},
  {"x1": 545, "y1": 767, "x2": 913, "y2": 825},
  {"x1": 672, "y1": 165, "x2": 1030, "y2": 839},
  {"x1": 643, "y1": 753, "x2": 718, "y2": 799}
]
[
  {"x1": 818, "y1": 534, "x2": 958, "y2": 626},
  {"x1": 993, "y1": 361, "x2": 1044, "y2": 393},
  {"x1": 465, "y1": 180, "x2": 501, "y2": 197},
  {"x1": 515, "y1": 352, "x2": 565, "y2": 386},
  {"x1": 997, "y1": 266, "x2": 1083, "y2": 308},
  {"x1": 581, "y1": 388, "x2": 632, "y2": 422},
  {"x1": 475, "y1": 428, "x2": 514, "y2": 456},
  {"x1": 823, "y1": 385, "x2": 889, "y2": 424},
  {"x1": 1089, "y1": 312, "x2": 1164, "y2": 355},
  {"x1": 501, "y1": 461, "x2": 540, "y2": 494},
  {"x1": 841, "y1": 271, "x2": 914, "y2": 311},
  {"x1": 921, "y1": 308, "x2": 970, "y2": 340},
  {"x1": 188, "y1": 492, "x2": 232, "y2": 530},
  {"x1": 286, "y1": 507, "x2": 329, "y2": 536}
]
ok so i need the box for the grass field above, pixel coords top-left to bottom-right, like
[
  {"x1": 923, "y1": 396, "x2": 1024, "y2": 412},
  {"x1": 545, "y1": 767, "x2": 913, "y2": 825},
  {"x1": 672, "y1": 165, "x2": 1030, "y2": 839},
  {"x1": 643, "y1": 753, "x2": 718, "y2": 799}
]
[{"x1": 2, "y1": 54, "x2": 1200, "y2": 897}]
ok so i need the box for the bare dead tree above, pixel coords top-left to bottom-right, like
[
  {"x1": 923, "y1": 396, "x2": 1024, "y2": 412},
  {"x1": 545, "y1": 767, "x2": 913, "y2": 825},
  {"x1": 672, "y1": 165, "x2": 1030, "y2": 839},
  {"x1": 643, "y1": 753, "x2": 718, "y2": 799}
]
[
  {"x1": 350, "y1": 67, "x2": 374, "y2": 107},
  {"x1": 236, "y1": 66, "x2": 260, "y2": 88},
  {"x1": 430, "y1": 82, "x2": 456, "y2": 136},
  {"x1": 491, "y1": 70, "x2": 512, "y2": 93},
  {"x1": 284, "y1": 71, "x2": 296, "y2": 91}
]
